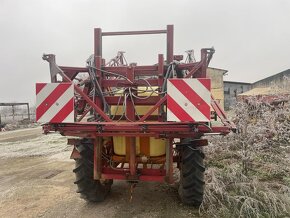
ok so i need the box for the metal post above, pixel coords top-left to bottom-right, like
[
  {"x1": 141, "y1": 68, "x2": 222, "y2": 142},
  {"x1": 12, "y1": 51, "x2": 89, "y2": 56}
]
[
  {"x1": 200, "y1": 49, "x2": 207, "y2": 78},
  {"x1": 12, "y1": 105, "x2": 15, "y2": 121},
  {"x1": 158, "y1": 54, "x2": 164, "y2": 121},
  {"x1": 94, "y1": 137, "x2": 102, "y2": 180},
  {"x1": 94, "y1": 28, "x2": 103, "y2": 109},
  {"x1": 126, "y1": 66, "x2": 137, "y2": 177},
  {"x1": 130, "y1": 137, "x2": 136, "y2": 176},
  {"x1": 102, "y1": 30, "x2": 167, "y2": 36},
  {"x1": 95, "y1": 56, "x2": 103, "y2": 108},
  {"x1": 166, "y1": 25, "x2": 174, "y2": 64},
  {"x1": 165, "y1": 139, "x2": 173, "y2": 183},
  {"x1": 27, "y1": 103, "x2": 30, "y2": 120},
  {"x1": 94, "y1": 28, "x2": 102, "y2": 57}
]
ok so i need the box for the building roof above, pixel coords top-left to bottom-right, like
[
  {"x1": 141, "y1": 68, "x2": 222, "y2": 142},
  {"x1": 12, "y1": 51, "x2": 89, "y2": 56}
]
[
  {"x1": 253, "y1": 69, "x2": 290, "y2": 85},
  {"x1": 208, "y1": 67, "x2": 228, "y2": 74},
  {"x1": 224, "y1": 69, "x2": 290, "y2": 86},
  {"x1": 224, "y1": 81, "x2": 252, "y2": 85}
]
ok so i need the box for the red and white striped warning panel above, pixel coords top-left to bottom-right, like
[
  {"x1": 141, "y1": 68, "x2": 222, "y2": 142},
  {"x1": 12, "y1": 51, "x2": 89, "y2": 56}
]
[
  {"x1": 36, "y1": 83, "x2": 74, "y2": 123},
  {"x1": 167, "y1": 78, "x2": 211, "y2": 122}
]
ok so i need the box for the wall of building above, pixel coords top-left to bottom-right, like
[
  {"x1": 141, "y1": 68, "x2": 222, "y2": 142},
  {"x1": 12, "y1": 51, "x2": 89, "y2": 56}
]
[
  {"x1": 252, "y1": 69, "x2": 290, "y2": 90},
  {"x1": 207, "y1": 68, "x2": 227, "y2": 109},
  {"x1": 222, "y1": 69, "x2": 289, "y2": 110},
  {"x1": 224, "y1": 81, "x2": 252, "y2": 110}
]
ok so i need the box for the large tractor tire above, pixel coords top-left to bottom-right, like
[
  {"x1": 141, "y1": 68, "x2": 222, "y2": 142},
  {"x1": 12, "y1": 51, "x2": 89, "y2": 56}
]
[
  {"x1": 178, "y1": 139, "x2": 205, "y2": 206},
  {"x1": 73, "y1": 139, "x2": 112, "y2": 202}
]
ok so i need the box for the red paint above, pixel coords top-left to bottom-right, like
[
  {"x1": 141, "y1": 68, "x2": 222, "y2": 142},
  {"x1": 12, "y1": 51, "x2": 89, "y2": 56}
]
[
  {"x1": 199, "y1": 78, "x2": 211, "y2": 91},
  {"x1": 49, "y1": 98, "x2": 74, "y2": 123},
  {"x1": 167, "y1": 95, "x2": 194, "y2": 121},
  {"x1": 170, "y1": 79, "x2": 210, "y2": 120},
  {"x1": 36, "y1": 83, "x2": 71, "y2": 121},
  {"x1": 36, "y1": 83, "x2": 47, "y2": 95}
]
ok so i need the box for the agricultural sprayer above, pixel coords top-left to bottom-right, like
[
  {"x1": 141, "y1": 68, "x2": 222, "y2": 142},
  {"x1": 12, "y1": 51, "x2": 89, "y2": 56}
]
[{"x1": 36, "y1": 25, "x2": 234, "y2": 206}]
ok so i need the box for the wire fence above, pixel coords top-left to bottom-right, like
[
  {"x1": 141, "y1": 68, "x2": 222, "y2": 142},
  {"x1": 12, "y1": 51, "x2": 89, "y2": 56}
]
[{"x1": 0, "y1": 113, "x2": 36, "y2": 124}]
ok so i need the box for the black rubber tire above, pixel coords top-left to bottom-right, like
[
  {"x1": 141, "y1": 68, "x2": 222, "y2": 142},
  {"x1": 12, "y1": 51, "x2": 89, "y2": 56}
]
[
  {"x1": 73, "y1": 139, "x2": 112, "y2": 202},
  {"x1": 178, "y1": 139, "x2": 205, "y2": 206}
]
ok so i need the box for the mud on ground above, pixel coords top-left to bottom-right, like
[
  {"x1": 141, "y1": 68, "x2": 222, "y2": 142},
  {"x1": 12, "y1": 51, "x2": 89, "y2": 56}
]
[{"x1": 0, "y1": 128, "x2": 198, "y2": 218}]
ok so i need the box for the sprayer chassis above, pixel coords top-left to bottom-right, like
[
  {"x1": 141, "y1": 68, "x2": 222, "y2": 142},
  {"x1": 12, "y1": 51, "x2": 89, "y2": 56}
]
[{"x1": 42, "y1": 25, "x2": 233, "y2": 185}]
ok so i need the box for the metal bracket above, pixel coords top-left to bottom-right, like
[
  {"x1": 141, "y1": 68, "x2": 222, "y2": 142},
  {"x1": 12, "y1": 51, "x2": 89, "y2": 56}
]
[
  {"x1": 96, "y1": 124, "x2": 103, "y2": 133},
  {"x1": 141, "y1": 124, "x2": 148, "y2": 133},
  {"x1": 42, "y1": 54, "x2": 63, "y2": 82}
]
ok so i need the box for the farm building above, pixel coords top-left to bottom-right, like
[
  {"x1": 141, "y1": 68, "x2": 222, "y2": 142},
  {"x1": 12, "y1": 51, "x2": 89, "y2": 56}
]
[
  {"x1": 224, "y1": 69, "x2": 290, "y2": 110},
  {"x1": 223, "y1": 81, "x2": 252, "y2": 110}
]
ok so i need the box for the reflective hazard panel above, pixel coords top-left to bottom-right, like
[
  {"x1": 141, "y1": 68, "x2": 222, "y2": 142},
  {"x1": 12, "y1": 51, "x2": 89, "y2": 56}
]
[
  {"x1": 36, "y1": 83, "x2": 74, "y2": 123},
  {"x1": 167, "y1": 78, "x2": 211, "y2": 122}
]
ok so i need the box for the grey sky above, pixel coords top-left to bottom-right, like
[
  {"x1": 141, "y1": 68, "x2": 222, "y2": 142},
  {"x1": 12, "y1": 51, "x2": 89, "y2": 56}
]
[{"x1": 0, "y1": 0, "x2": 289, "y2": 105}]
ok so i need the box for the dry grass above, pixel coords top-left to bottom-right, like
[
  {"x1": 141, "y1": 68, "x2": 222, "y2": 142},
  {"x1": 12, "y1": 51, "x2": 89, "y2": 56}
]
[{"x1": 200, "y1": 93, "x2": 290, "y2": 217}]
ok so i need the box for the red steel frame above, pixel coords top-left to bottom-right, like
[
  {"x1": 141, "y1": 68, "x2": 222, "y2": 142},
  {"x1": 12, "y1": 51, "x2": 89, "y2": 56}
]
[{"x1": 43, "y1": 25, "x2": 235, "y2": 183}]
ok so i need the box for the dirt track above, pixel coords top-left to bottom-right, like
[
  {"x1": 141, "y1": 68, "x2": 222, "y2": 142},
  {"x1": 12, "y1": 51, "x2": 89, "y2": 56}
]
[{"x1": 0, "y1": 128, "x2": 198, "y2": 218}]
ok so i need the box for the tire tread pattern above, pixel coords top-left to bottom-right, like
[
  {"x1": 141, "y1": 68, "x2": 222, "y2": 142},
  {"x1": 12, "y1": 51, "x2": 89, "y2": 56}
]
[
  {"x1": 73, "y1": 139, "x2": 111, "y2": 202},
  {"x1": 179, "y1": 139, "x2": 205, "y2": 206}
]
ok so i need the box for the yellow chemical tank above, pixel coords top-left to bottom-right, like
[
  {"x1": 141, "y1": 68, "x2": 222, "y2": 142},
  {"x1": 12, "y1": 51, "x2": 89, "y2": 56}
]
[{"x1": 111, "y1": 87, "x2": 166, "y2": 157}]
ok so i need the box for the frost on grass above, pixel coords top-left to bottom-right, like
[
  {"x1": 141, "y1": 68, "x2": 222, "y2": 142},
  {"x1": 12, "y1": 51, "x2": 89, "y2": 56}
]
[{"x1": 201, "y1": 89, "x2": 290, "y2": 217}]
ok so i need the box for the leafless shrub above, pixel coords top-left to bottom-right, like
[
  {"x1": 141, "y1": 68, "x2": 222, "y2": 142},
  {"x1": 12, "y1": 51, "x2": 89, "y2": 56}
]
[{"x1": 200, "y1": 91, "x2": 290, "y2": 217}]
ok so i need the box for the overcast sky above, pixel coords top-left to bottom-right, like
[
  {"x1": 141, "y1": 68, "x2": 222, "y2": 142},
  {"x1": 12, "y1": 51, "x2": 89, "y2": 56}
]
[{"x1": 0, "y1": 0, "x2": 289, "y2": 105}]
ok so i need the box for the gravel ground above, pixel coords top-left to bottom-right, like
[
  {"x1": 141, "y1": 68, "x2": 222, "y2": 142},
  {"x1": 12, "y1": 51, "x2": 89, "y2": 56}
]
[{"x1": 0, "y1": 128, "x2": 199, "y2": 218}]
